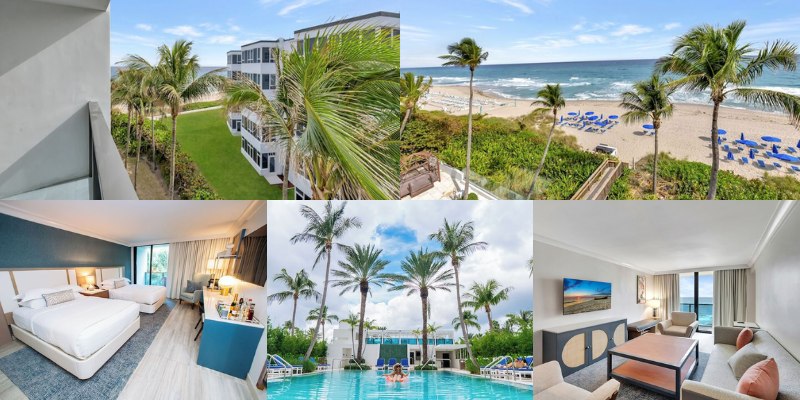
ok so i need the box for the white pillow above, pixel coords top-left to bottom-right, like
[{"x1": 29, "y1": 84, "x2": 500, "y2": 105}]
[
  {"x1": 100, "y1": 283, "x2": 114, "y2": 289},
  {"x1": 15, "y1": 287, "x2": 59, "y2": 303},
  {"x1": 100, "y1": 279, "x2": 116, "y2": 286},
  {"x1": 56, "y1": 285, "x2": 83, "y2": 294},
  {"x1": 114, "y1": 280, "x2": 128, "y2": 288},
  {"x1": 19, "y1": 298, "x2": 47, "y2": 309}
]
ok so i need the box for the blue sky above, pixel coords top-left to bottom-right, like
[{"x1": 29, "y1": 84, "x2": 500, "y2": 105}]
[
  {"x1": 401, "y1": 0, "x2": 800, "y2": 67},
  {"x1": 110, "y1": 0, "x2": 400, "y2": 66},
  {"x1": 267, "y1": 201, "x2": 533, "y2": 338}
]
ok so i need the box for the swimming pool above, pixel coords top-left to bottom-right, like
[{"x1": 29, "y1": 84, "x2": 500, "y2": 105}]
[{"x1": 267, "y1": 370, "x2": 533, "y2": 399}]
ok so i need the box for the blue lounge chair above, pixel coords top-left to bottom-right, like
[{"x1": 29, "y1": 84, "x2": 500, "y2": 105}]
[
  {"x1": 274, "y1": 355, "x2": 303, "y2": 375},
  {"x1": 741, "y1": 157, "x2": 749, "y2": 164},
  {"x1": 388, "y1": 358, "x2": 397, "y2": 367},
  {"x1": 723, "y1": 144, "x2": 730, "y2": 151},
  {"x1": 774, "y1": 162, "x2": 782, "y2": 169},
  {"x1": 376, "y1": 358, "x2": 386, "y2": 370},
  {"x1": 401, "y1": 358, "x2": 410, "y2": 369},
  {"x1": 792, "y1": 166, "x2": 800, "y2": 172},
  {"x1": 758, "y1": 160, "x2": 767, "y2": 168}
]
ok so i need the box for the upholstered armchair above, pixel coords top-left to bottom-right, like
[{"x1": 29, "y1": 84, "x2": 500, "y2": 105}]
[
  {"x1": 179, "y1": 273, "x2": 211, "y2": 308},
  {"x1": 657, "y1": 311, "x2": 699, "y2": 338},
  {"x1": 534, "y1": 361, "x2": 620, "y2": 400}
]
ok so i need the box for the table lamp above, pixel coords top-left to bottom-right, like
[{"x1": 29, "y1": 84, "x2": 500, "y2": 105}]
[
  {"x1": 647, "y1": 299, "x2": 661, "y2": 319},
  {"x1": 219, "y1": 275, "x2": 237, "y2": 296},
  {"x1": 85, "y1": 275, "x2": 96, "y2": 290}
]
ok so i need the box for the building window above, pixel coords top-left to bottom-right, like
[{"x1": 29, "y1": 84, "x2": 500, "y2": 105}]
[{"x1": 261, "y1": 74, "x2": 277, "y2": 90}]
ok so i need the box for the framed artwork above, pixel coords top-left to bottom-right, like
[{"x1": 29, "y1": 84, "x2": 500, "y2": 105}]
[{"x1": 636, "y1": 275, "x2": 646, "y2": 304}]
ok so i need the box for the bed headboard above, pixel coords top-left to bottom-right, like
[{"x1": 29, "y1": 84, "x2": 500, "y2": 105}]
[
  {"x1": 96, "y1": 267, "x2": 124, "y2": 283},
  {"x1": 0, "y1": 268, "x2": 76, "y2": 324}
]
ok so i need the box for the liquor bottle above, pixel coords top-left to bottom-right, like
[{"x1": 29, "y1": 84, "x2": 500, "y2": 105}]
[
  {"x1": 247, "y1": 301, "x2": 255, "y2": 322},
  {"x1": 238, "y1": 298, "x2": 244, "y2": 321},
  {"x1": 229, "y1": 294, "x2": 238, "y2": 319}
]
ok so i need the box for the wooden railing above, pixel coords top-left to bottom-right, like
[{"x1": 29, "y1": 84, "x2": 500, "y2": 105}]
[{"x1": 570, "y1": 159, "x2": 624, "y2": 200}]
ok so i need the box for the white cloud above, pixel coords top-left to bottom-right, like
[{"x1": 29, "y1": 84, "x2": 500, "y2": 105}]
[
  {"x1": 400, "y1": 24, "x2": 433, "y2": 42},
  {"x1": 208, "y1": 35, "x2": 238, "y2": 45},
  {"x1": 135, "y1": 23, "x2": 152, "y2": 32},
  {"x1": 488, "y1": 0, "x2": 533, "y2": 15},
  {"x1": 476, "y1": 25, "x2": 498, "y2": 30},
  {"x1": 664, "y1": 22, "x2": 682, "y2": 31},
  {"x1": 164, "y1": 25, "x2": 204, "y2": 37},
  {"x1": 260, "y1": 0, "x2": 329, "y2": 16},
  {"x1": 612, "y1": 24, "x2": 653, "y2": 37},
  {"x1": 576, "y1": 34, "x2": 606, "y2": 44}
]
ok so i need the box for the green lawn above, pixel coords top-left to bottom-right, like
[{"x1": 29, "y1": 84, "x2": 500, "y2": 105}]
[{"x1": 174, "y1": 108, "x2": 285, "y2": 199}]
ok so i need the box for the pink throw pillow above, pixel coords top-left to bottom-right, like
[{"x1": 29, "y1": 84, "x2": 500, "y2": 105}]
[
  {"x1": 737, "y1": 328, "x2": 754, "y2": 350},
  {"x1": 737, "y1": 358, "x2": 779, "y2": 400}
]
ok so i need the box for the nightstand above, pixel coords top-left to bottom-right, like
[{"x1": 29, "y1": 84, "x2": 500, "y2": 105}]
[{"x1": 80, "y1": 289, "x2": 109, "y2": 298}]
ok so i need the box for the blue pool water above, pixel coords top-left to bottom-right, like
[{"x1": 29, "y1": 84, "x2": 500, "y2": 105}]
[{"x1": 266, "y1": 371, "x2": 533, "y2": 399}]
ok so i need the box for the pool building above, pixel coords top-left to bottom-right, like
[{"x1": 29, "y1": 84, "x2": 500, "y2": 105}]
[
  {"x1": 328, "y1": 325, "x2": 468, "y2": 369},
  {"x1": 225, "y1": 11, "x2": 400, "y2": 200}
]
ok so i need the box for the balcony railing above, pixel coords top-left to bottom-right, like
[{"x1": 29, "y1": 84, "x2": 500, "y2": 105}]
[
  {"x1": 679, "y1": 302, "x2": 713, "y2": 328},
  {"x1": 89, "y1": 101, "x2": 138, "y2": 200}
]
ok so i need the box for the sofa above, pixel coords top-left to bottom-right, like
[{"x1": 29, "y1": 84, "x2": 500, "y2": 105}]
[
  {"x1": 533, "y1": 360, "x2": 620, "y2": 400},
  {"x1": 657, "y1": 311, "x2": 699, "y2": 337},
  {"x1": 682, "y1": 327, "x2": 800, "y2": 400},
  {"x1": 179, "y1": 273, "x2": 211, "y2": 308}
]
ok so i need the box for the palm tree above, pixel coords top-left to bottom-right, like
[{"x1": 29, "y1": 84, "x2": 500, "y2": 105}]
[
  {"x1": 225, "y1": 47, "x2": 297, "y2": 200},
  {"x1": 619, "y1": 74, "x2": 676, "y2": 194},
  {"x1": 291, "y1": 201, "x2": 362, "y2": 359},
  {"x1": 306, "y1": 306, "x2": 339, "y2": 343},
  {"x1": 504, "y1": 310, "x2": 533, "y2": 332},
  {"x1": 388, "y1": 249, "x2": 455, "y2": 366},
  {"x1": 340, "y1": 312, "x2": 360, "y2": 360},
  {"x1": 527, "y1": 84, "x2": 566, "y2": 199},
  {"x1": 463, "y1": 279, "x2": 512, "y2": 331},
  {"x1": 111, "y1": 69, "x2": 142, "y2": 172},
  {"x1": 440, "y1": 38, "x2": 489, "y2": 199},
  {"x1": 400, "y1": 72, "x2": 432, "y2": 138},
  {"x1": 429, "y1": 219, "x2": 487, "y2": 369},
  {"x1": 266, "y1": 268, "x2": 320, "y2": 335},
  {"x1": 331, "y1": 243, "x2": 392, "y2": 362},
  {"x1": 282, "y1": 27, "x2": 400, "y2": 199},
  {"x1": 122, "y1": 40, "x2": 225, "y2": 199},
  {"x1": 657, "y1": 21, "x2": 800, "y2": 199},
  {"x1": 452, "y1": 310, "x2": 481, "y2": 332}
]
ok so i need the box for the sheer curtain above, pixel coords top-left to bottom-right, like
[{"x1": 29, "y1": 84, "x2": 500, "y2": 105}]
[
  {"x1": 653, "y1": 274, "x2": 680, "y2": 320},
  {"x1": 713, "y1": 269, "x2": 748, "y2": 327},
  {"x1": 166, "y1": 238, "x2": 230, "y2": 299}
]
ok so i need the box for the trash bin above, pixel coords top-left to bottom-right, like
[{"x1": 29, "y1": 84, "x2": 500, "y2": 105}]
[{"x1": 459, "y1": 360, "x2": 466, "y2": 370}]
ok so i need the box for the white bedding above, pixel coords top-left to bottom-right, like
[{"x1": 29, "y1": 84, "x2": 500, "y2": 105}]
[
  {"x1": 12, "y1": 296, "x2": 139, "y2": 359},
  {"x1": 109, "y1": 284, "x2": 167, "y2": 305}
]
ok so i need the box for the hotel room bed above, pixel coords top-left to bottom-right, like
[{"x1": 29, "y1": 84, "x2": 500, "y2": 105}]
[
  {"x1": 107, "y1": 284, "x2": 167, "y2": 313},
  {"x1": 12, "y1": 296, "x2": 139, "y2": 359}
]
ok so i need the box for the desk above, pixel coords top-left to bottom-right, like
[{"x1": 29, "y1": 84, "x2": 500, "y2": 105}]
[{"x1": 197, "y1": 288, "x2": 264, "y2": 379}]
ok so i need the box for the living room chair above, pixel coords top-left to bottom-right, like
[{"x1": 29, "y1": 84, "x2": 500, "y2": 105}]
[
  {"x1": 533, "y1": 361, "x2": 619, "y2": 400},
  {"x1": 657, "y1": 311, "x2": 699, "y2": 338},
  {"x1": 179, "y1": 273, "x2": 211, "y2": 308}
]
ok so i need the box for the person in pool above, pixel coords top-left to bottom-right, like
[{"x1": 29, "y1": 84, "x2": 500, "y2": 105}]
[{"x1": 385, "y1": 363, "x2": 408, "y2": 382}]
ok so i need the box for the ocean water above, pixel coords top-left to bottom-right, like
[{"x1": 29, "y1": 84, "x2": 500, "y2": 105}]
[
  {"x1": 110, "y1": 66, "x2": 226, "y2": 79},
  {"x1": 680, "y1": 297, "x2": 713, "y2": 327},
  {"x1": 402, "y1": 59, "x2": 800, "y2": 111}
]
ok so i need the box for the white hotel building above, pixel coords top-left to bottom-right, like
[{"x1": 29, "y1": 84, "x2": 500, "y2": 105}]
[
  {"x1": 328, "y1": 326, "x2": 468, "y2": 369},
  {"x1": 225, "y1": 11, "x2": 400, "y2": 200}
]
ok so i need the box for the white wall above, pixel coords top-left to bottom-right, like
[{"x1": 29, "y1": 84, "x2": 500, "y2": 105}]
[
  {"x1": 533, "y1": 241, "x2": 651, "y2": 365},
  {"x1": 752, "y1": 203, "x2": 800, "y2": 359},
  {"x1": 0, "y1": 0, "x2": 110, "y2": 197}
]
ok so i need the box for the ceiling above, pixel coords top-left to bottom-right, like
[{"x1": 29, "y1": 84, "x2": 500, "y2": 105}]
[
  {"x1": 0, "y1": 201, "x2": 263, "y2": 247},
  {"x1": 533, "y1": 201, "x2": 794, "y2": 273}
]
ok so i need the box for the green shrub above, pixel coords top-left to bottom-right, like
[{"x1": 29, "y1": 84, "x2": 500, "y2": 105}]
[
  {"x1": 465, "y1": 359, "x2": 480, "y2": 375},
  {"x1": 301, "y1": 359, "x2": 317, "y2": 373},
  {"x1": 111, "y1": 111, "x2": 220, "y2": 200},
  {"x1": 415, "y1": 364, "x2": 438, "y2": 371},
  {"x1": 466, "y1": 193, "x2": 479, "y2": 200}
]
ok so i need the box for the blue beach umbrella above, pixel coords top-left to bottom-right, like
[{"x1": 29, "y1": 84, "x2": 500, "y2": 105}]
[
  {"x1": 773, "y1": 144, "x2": 779, "y2": 153},
  {"x1": 750, "y1": 149, "x2": 755, "y2": 159},
  {"x1": 643, "y1": 124, "x2": 654, "y2": 129},
  {"x1": 585, "y1": 111, "x2": 595, "y2": 116},
  {"x1": 741, "y1": 132, "x2": 745, "y2": 140},
  {"x1": 560, "y1": 116, "x2": 564, "y2": 122},
  {"x1": 762, "y1": 136, "x2": 781, "y2": 142},
  {"x1": 717, "y1": 129, "x2": 727, "y2": 135},
  {"x1": 568, "y1": 112, "x2": 577, "y2": 116},
  {"x1": 727, "y1": 151, "x2": 734, "y2": 161},
  {"x1": 717, "y1": 137, "x2": 722, "y2": 145},
  {"x1": 609, "y1": 115, "x2": 619, "y2": 120},
  {"x1": 588, "y1": 115, "x2": 599, "y2": 121}
]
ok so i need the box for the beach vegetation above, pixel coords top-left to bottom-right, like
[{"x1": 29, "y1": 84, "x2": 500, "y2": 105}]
[
  {"x1": 619, "y1": 74, "x2": 676, "y2": 194},
  {"x1": 331, "y1": 244, "x2": 393, "y2": 362},
  {"x1": 440, "y1": 37, "x2": 489, "y2": 199},
  {"x1": 291, "y1": 201, "x2": 361, "y2": 359},
  {"x1": 265, "y1": 321, "x2": 328, "y2": 361},
  {"x1": 267, "y1": 268, "x2": 320, "y2": 335},
  {"x1": 182, "y1": 99, "x2": 222, "y2": 112},
  {"x1": 400, "y1": 72, "x2": 432, "y2": 139},
  {"x1": 527, "y1": 84, "x2": 567, "y2": 199},
  {"x1": 657, "y1": 20, "x2": 800, "y2": 200}
]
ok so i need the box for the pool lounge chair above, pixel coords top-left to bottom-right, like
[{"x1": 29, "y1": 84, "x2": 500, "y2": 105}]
[
  {"x1": 401, "y1": 358, "x2": 410, "y2": 370},
  {"x1": 480, "y1": 356, "x2": 510, "y2": 376},
  {"x1": 274, "y1": 355, "x2": 304, "y2": 375},
  {"x1": 266, "y1": 357, "x2": 293, "y2": 376},
  {"x1": 376, "y1": 358, "x2": 386, "y2": 370},
  {"x1": 311, "y1": 357, "x2": 331, "y2": 371},
  {"x1": 388, "y1": 358, "x2": 397, "y2": 367},
  {"x1": 513, "y1": 356, "x2": 534, "y2": 381}
]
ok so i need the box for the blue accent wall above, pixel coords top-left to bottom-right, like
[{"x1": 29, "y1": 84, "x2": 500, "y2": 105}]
[{"x1": 0, "y1": 213, "x2": 131, "y2": 278}]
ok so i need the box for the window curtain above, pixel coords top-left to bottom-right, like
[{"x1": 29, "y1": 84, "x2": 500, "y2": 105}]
[
  {"x1": 653, "y1": 274, "x2": 680, "y2": 320},
  {"x1": 237, "y1": 236, "x2": 267, "y2": 286},
  {"x1": 713, "y1": 269, "x2": 748, "y2": 327},
  {"x1": 166, "y1": 238, "x2": 230, "y2": 299}
]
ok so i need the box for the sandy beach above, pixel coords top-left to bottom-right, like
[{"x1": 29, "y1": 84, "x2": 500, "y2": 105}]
[{"x1": 421, "y1": 85, "x2": 800, "y2": 180}]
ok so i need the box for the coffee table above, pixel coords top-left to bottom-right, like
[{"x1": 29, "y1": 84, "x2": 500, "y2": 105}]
[{"x1": 607, "y1": 334, "x2": 698, "y2": 399}]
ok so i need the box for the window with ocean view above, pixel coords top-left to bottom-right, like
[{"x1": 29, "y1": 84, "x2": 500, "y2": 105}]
[{"x1": 679, "y1": 272, "x2": 713, "y2": 332}]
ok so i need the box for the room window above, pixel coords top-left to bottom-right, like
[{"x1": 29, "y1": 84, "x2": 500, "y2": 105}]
[
  {"x1": 679, "y1": 271, "x2": 713, "y2": 332},
  {"x1": 134, "y1": 244, "x2": 169, "y2": 286}
]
